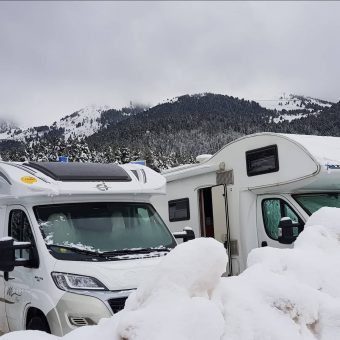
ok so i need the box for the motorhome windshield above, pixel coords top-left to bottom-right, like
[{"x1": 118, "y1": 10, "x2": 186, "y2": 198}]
[
  {"x1": 34, "y1": 202, "x2": 176, "y2": 261},
  {"x1": 293, "y1": 193, "x2": 340, "y2": 216}
]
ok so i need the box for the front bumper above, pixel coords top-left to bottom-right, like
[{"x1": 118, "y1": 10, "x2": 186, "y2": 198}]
[{"x1": 46, "y1": 290, "x2": 133, "y2": 336}]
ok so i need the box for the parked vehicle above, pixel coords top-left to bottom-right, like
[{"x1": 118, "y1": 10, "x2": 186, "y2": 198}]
[
  {"x1": 0, "y1": 161, "x2": 186, "y2": 335},
  {"x1": 153, "y1": 133, "x2": 340, "y2": 275}
]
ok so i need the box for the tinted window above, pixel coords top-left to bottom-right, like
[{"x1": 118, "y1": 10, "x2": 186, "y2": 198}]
[
  {"x1": 262, "y1": 199, "x2": 302, "y2": 240},
  {"x1": 9, "y1": 210, "x2": 34, "y2": 260},
  {"x1": 169, "y1": 198, "x2": 190, "y2": 222},
  {"x1": 294, "y1": 193, "x2": 340, "y2": 215},
  {"x1": 246, "y1": 145, "x2": 279, "y2": 177},
  {"x1": 25, "y1": 162, "x2": 131, "y2": 182}
]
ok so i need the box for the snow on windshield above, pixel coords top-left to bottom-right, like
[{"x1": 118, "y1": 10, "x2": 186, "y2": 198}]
[
  {"x1": 4, "y1": 207, "x2": 340, "y2": 340},
  {"x1": 34, "y1": 202, "x2": 176, "y2": 254}
]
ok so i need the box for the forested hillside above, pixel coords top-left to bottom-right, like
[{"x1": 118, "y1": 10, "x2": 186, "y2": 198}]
[{"x1": 0, "y1": 93, "x2": 338, "y2": 171}]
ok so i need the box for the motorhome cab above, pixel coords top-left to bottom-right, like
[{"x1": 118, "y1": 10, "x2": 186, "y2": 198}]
[
  {"x1": 0, "y1": 161, "x2": 181, "y2": 336},
  {"x1": 154, "y1": 133, "x2": 340, "y2": 275}
]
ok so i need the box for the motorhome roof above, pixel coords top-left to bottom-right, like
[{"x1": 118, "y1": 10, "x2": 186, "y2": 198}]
[
  {"x1": 0, "y1": 161, "x2": 166, "y2": 202},
  {"x1": 280, "y1": 134, "x2": 340, "y2": 166},
  {"x1": 163, "y1": 133, "x2": 340, "y2": 175}
]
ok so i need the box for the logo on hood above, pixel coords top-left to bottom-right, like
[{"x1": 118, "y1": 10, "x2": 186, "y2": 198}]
[{"x1": 96, "y1": 182, "x2": 110, "y2": 191}]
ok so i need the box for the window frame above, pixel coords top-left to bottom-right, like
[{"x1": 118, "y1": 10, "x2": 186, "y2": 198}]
[
  {"x1": 261, "y1": 198, "x2": 303, "y2": 241},
  {"x1": 33, "y1": 202, "x2": 176, "y2": 261},
  {"x1": 246, "y1": 144, "x2": 279, "y2": 177},
  {"x1": 8, "y1": 208, "x2": 38, "y2": 263},
  {"x1": 168, "y1": 198, "x2": 190, "y2": 222}
]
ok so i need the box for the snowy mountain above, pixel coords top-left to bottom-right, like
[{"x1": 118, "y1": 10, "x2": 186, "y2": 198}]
[
  {"x1": 256, "y1": 93, "x2": 333, "y2": 111},
  {"x1": 0, "y1": 104, "x2": 139, "y2": 142},
  {"x1": 0, "y1": 118, "x2": 18, "y2": 133},
  {"x1": 52, "y1": 105, "x2": 111, "y2": 140},
  {"x1": 0, "y1": 92, "x2": 339, "y2": 170},
  {"x1": 256, "y1": 94, "x2": 334, "y2": 124}
]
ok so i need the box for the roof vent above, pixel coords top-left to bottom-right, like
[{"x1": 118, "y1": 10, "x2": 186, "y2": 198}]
[{"x1": 196, "y1": 154, "x2": 212, "y2": 163}]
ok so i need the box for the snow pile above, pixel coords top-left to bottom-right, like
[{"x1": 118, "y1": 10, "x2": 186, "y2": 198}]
[
  {"x1": 4, "y1": 208, "x2": 340, "y2": 340},
  {"x1": 219, "y1": 208, "x2": 340, "y2": 340}
]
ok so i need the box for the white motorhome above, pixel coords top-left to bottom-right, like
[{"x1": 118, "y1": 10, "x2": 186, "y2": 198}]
[
  {"x1": 0, "y1": 161, "x2": 189, "y2": 336},
  {"x1": 154, "y1": 133, "x2": 340, "y2": 275}
]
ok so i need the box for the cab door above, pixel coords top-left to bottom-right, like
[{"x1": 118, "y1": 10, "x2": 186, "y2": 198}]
[
  {"x1": 256, "y1": 195, "x2": 304, "y2": 248},
  {"x1": 4, "y1": 206, "x2": 37, "y2": 331}
]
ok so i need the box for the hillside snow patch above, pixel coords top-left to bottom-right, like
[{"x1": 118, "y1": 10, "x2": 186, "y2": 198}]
[{"x1": 3, "y1": 208, "x2": 340, "y2": 340}]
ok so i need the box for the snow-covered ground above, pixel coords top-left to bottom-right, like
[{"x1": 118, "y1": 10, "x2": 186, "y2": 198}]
[{"x1": 3, "y1": 207, "x2": 340, "y2": 340}]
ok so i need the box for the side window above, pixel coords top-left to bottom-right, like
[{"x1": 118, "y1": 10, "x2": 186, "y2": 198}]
[
  {"x1": 262, "y1": 199, "x2": 301, "y2": 240},
  {"x1": 169, "y1": 198, "x2": 190, "y2": 222},
  {"x1": 9, "y1": 210, "x2": 34, "y2": 260},
  {"x1": 246, "y1": 145, "x2": 279, "y2": 177}
]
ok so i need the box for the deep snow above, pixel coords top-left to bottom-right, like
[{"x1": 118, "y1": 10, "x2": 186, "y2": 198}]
[{"x1": 3, "y1": 207, "x2": 340, "y2": 340}]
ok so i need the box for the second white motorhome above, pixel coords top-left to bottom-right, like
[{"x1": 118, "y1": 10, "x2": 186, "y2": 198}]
[{"x1": 154, "y1": 133, "x2": 340, "y2": 275}]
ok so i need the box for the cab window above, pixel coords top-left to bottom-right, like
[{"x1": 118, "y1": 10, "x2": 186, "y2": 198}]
[
  {"x1": 262, "y1": 199, "x2": 303, "y2": 240},
  {"x1": 8, "y1": 209, "x2": 35, "y2": 260}
]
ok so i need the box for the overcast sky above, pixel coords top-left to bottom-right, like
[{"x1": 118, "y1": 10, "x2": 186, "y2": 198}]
[{"x1": 0, "y1": 1, "x2": 340, "y2": 127}]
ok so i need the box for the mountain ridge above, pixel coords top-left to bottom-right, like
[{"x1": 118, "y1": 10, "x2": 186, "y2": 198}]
[{"x1": 0, "y1": 93, "x2": 338, "y2": 170}]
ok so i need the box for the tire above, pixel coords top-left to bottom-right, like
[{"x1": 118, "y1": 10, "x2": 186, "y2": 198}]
[{"x1": 27, "y1": 315, "x2": 51, "y2": 333}]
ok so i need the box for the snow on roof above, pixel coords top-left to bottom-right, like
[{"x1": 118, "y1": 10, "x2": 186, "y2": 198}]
[{"x1": 282, "y1": 133, "x2": 340, "y2": 166}]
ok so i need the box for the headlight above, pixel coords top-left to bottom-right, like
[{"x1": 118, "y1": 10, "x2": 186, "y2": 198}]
[{"x1": 51, "y1": 272, "x2": 108, "y2": 291}]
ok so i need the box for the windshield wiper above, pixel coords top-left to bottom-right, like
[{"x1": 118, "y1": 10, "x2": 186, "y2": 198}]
[
  {"x1": 47, "y1": 244, "x2": 103, "y2": 257},
  {"x1": 101, "y1": 247, "x2": 172, "y2": 256},
  {"x1": 47, "y1": 244, "x2": 172, "y2": 257}
]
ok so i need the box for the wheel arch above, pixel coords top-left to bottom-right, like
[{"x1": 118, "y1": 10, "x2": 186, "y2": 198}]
[{"x1": 25, "y1": 306, "x2": 50, "y2": 331}]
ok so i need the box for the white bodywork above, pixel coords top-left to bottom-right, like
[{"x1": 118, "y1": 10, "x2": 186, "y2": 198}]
[
  {"x1": 154, "y1": 133, "x2": 340, "y2": 275},
  {"x1": 0, "y1": 162, "x2": 172, "y2": 335}
]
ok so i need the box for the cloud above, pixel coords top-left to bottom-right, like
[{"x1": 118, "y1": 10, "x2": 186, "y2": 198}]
[{"x1": 0, "y1": 1, "x2": 339, "y2": 127}]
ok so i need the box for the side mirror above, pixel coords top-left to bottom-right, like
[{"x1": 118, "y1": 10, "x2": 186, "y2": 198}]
[
  {"x1": 0, "y1": 238, "x2": 32, "y2": 273},
  {"x1": 277, "y1": 218, "x2": 299, "y2": 244},
  {"x1": 173, "y1": 227, "x2": 195, "y2": 242}
]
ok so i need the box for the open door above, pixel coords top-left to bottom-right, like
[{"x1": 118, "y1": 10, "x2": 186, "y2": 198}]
[
  {"x1": 199, "y1": 187, "x2": 214, "y2": 237},
  {"x1": 199, "y1": 185, "x2": 234, "y2": 275},
  {"x1": 199, "y1": 185, "x2": 227, "y2": 243},
  {"x1": 199, "y1": 185, "x2": 228, "y2": 241}
]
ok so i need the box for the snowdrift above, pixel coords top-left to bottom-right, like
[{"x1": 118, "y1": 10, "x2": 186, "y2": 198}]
[{"x1": 4, "y1": 207, "x2": 340, "y2": 340}]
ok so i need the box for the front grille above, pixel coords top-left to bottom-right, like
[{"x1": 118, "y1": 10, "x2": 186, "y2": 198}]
[
  {"x1": 69, "y1": 316, "x2": 94, "y2": 327},
  {"x1": 107, "y1": 297, "x2": 128, "y2": 314}
]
